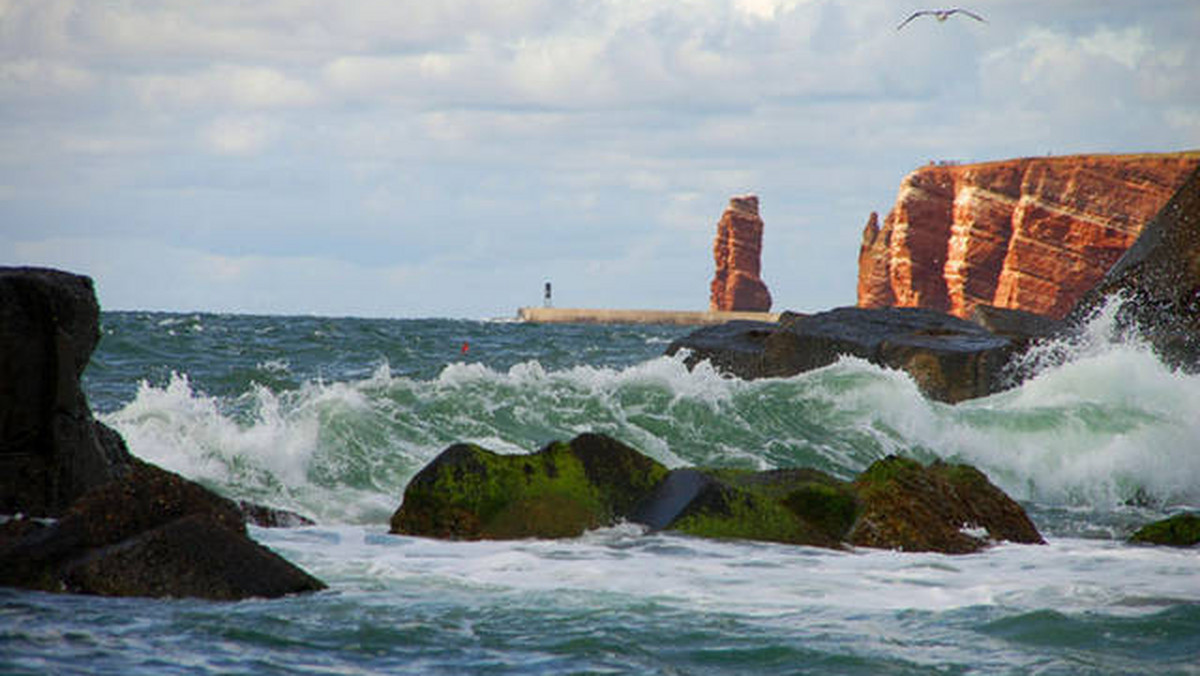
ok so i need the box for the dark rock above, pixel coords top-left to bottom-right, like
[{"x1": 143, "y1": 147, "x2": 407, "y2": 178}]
[
  {"x1": 60, "y1": 513, "x2": 324, "y2": 600},
  {"x1": 640, "y1": 467, "x2": 857, "y2": 548},
  {"x1": 390, "y1": 433, "x2": 670, "y2": 539},
  {"x1": 0, "y1": 267, "x2": 133, "y2": 515},
  {"x1": 393, "y1": 435, "x2": 1043, "y2": 554},
  {"x1": 0, "y1": 460, "x2": 326, "y2": 598},
  {"x1": 668, "y1": 307, "x2": 1017, "y2": 403},
  {"x1": 848, "y1": 456, "x2": 1044, "y2": 554},
  {"x1": 666, "y1": 320, "x2": 778, "y2": 378},
  {"x1": 0, "y1": 267, "x2": 325, "y2": 599},
  {"x1": 969, "y1": 304, "x2": 1063, "y2": 344},
  {"x1": 1065, "y1": 165, "x2": 1200, "y2": 368},
  {"x1": 238, "y1": 500, "x2": 316, "y2": 528},
  {"x1": 1129, "y1": 513, "x2": 1200, "y2": 547}
]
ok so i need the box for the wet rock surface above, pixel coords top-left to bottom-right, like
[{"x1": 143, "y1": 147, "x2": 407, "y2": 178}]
[{"x1": 393, "y1": 434, "x2": 1043, "y2": 554}]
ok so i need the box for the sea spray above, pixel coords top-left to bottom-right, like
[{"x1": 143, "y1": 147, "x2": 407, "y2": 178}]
[{"x1": 14, "y1": 311, "x2": 1195, "y2": 675}]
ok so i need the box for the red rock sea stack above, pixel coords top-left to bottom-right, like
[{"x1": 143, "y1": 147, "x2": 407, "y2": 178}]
[
  {"x1": 858, "y1": 152, "x2": 1200, "y2": 319},
  {"x1": 710, "y1": 195, "x2": 772, "y2": 312}
]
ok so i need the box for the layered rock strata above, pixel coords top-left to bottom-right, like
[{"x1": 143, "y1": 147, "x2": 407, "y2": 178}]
[
  {"x1": 1066, "y1": 164, "x2": 1200, "y2": 368},
  {"x1": 710, "y1": 195, "x2": 772, "y2": 312},
  {"x1": 859, "y1": 152, "x2": 1200, "y2": 320}
]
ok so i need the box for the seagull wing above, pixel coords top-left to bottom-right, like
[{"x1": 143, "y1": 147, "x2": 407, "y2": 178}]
[
  {"x1": 951, "y1": 8, "x2": 987, "y2": 23},
  {"x1": 896, "y1": 10, "x2": 931, "y2": 30}
]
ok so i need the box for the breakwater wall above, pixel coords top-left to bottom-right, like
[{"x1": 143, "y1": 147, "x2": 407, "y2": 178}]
[{"x1": 516, "y1": 307, "x2": 781, "y2": 326}]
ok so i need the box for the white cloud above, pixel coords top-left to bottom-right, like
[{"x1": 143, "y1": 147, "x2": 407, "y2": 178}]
[
  {"x1": 202, "y1": 116, "x2": 278, "y2": 155},
  {"x1": 134, "y1": 65, "x2": 317, "y2": 110},
  {"x1": 2, "y1": 1, "x2": 1197, "y2": 317}
]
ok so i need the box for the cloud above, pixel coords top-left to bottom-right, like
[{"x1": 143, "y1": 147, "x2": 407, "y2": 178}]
[
  {"x1": 202, "y1": 116, "x2": 279, "y2": 155},
  {"x1": 133, "y1": 65, "x2": 318, "y2": 110},
  {"x1": 2, "y1": 1, "x2": 1197, "y2": 317}
]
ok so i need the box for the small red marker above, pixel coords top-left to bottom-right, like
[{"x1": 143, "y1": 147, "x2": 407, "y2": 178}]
[{"x1": 461, "y1": 341, "x2": 470, "y2": 354}]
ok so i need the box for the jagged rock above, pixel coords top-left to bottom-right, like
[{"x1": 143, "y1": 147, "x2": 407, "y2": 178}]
[
  {"x1": 391, "y1": 436, "x2": 1043, "y2": 554},
  {"x1": 1128, "y1": 513, "x2": 1200, "y2": 547},
  {"x1": 0, "y1": 266, "x2": 325, "y2": 599},
  {"x1": 0, "y1": 461, "x2": 326, "y2": 598},
  {"x1": 858, "y1": 153, "x2": 1200, "y2": 319},
  {"x1": 390, "y1": 433, "x2": 670, "y2": 539},
  {"x1": 238, "y1": 500, "x2": 316, "y2": 528},
  {"x1": 0, "y1": 267, "x2": 134, "y2": 515},
  {"x1": 668, "y1": 307, "x2": 1016, "y2": 403},
  {"x1": 710, "y1": 195, "x2": 772, "y2": 312},
  {"x1": 1065, "y1": 165, "x2": 1200, "y2": 369},
  {"x1": 848, "y1": 456, "x2": 1044, "y2": 554}
]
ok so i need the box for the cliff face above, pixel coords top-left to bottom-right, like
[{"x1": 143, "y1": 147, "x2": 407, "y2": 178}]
[
  {"x1": 710, "y1": 195, "x2": 772, "y2": 312},
  {"x1": 858, "y1": 152, "x2": 1200, "y2": 319}
]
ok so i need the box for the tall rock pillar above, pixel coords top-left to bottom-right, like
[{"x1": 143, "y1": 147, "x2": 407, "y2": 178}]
[{"x1": 709, "y1": 195, "x2": 773, "y2": 312}]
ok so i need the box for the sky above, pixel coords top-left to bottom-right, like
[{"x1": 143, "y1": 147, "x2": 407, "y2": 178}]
[{"x1": 2, "y1": 1, "x2": 1198, "y2": 319}]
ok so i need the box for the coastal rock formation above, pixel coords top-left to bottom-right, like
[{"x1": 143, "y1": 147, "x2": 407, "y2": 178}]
[
  {"x1": 1066, "y1": 164, "x2": 1200, "y2": 368},
  {"x1": 1128, "y1": 513, "x2": 1200, "y2": 547},
  {"x1": 848, "y1": 456, "x2": 1043, "y2": 553},
  {"x1": 0, "y1": 266, "x2": 325, "y2": 599},
  {"x1": 858, "y1": 153, "x2": 1200, "y2": 320},
  {"x1": 392, "y1": 434, "x2": 1043, "y2": 554},
  {"x1": 710, "y1": 195, "x2": 772, "y2": 312},
  {"x1": 0, "y1": 267, "x2": 134, "y2": 515},
  {"x1": 667, "y1": 307, "x2": 1042, "y2": 403},
  {"x1": 391, "y1": 433, "x2": 669, "y2": 539},
  {"x1": 0, "y1": 460, "x2": 326, "y2": 599}
]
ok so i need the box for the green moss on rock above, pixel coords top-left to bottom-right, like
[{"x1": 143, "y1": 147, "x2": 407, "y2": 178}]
[
  {"x1": 849, "y1": 455, "x2": 1043, "y2": 553},
  {"x1": 664, "y1": 468, "x2": 858, "y2": 547},
  {"x1": 1129, "y1": 513, "x2": 1200, "y2": 547},
  {"x1": 390, "y1": 433, "x2": 668, "y2": 540}
]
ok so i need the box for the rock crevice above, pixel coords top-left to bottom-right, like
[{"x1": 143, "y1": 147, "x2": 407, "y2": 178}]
[{"x1": 859, "y1": 153, "x2": 1200, "y2": 319}]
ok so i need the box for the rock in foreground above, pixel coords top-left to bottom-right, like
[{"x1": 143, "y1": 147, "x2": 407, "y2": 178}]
[
  {"x1": 0, "y1": 266, "x2": 326, "y2": 600},
  {"x1": 392, "y1": 434, "x2": 1043, "y2": 554},
  {"x1": 0, "y1": 267, "x2": 134, "y2": 515},
  {"x1": 391, "y1": 433, "x2": 669, "y2": 539},
  {"x1": 0, "y1": 461, "x2": 327, "y2": 599},
  {"x1": 1128, "y1": 513, "x2": 1200, "y2": 547}
]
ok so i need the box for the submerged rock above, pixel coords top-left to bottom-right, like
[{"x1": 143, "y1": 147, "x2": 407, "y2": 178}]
[
  {"x1": 0, "y1": 461, "x2": 327, "y2": 599},
  {"x1": 390, "y1": 433, "x2": 670, "y2": 539},
  {"x1": 1129, "y1": 513, "x2": 1200, "y2": 547},
  {"x1": 668, "y1": 306, "x2": 1018, "y2": 403},
  {"x1": 238, "y1": 500, "x2": 316, "y2": 528},
  {"x1": 393, "y1": 436, "x2": 1043, "y2": 554}
]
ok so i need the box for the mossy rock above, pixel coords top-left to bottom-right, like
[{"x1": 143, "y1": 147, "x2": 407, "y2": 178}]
[
  {"x1": 1129, "y1": 513, "x2": 1200, "y2": 547},
  {"x1": 642, "y1": 467, "x2": 859, "y2": 548},
  {"x1": 390, "y1": 433, "x2": 669, "y2": 540},
  {"x1": 848, "y1": 455, "x2": 1044, "y2": 553}
]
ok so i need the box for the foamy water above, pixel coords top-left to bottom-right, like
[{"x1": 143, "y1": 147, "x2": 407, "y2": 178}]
[{"x1": 7, "y1": 310, "x2": 1195, "y2": 675}]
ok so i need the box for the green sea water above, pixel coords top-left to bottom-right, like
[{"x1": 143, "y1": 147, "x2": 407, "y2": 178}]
[{"x1": 3, "y1": 311, "x2": 1198, "y2": 675}]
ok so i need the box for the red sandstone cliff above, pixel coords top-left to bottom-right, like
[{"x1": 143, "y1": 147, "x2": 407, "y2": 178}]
[
  {"x1": 858, "y1": 152, "x2": 1200, "y2": 319},
  {"x1": 710, "y1": 195, "x2": 772, "y2": 312}
]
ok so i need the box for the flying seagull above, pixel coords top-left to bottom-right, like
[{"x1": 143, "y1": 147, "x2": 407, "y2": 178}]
[{"x1": 896, "y1": 8, "x2": 987, "y2": 30}]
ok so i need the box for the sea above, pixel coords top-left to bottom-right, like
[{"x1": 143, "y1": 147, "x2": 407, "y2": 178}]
[{"x1": 3, "y1": 308, "x2": 1199, "y2": 675}]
